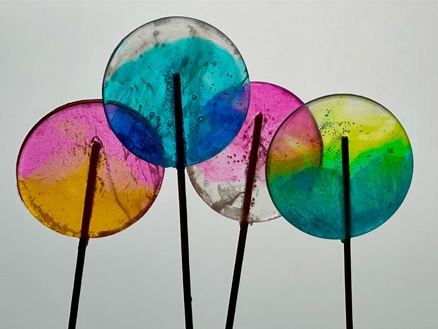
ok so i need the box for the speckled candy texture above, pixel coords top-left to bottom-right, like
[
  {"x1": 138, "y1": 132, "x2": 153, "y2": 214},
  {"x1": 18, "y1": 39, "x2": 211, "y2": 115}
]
[
  {"x1": 266, "y1": 94, "x2": 413, "y2": 239},
  {"x1": 16, "y1": 101, "x2": 164, "y2": 238}
]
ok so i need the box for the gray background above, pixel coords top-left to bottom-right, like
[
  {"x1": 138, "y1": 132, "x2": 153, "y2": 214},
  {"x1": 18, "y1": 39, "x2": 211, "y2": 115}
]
[{"x1": 1, "y1": 1, "x2": 436, "y2": 328}]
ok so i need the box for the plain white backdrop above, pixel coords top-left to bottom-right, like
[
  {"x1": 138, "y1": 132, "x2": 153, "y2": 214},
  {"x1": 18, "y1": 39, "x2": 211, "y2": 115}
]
[{"x1": 1, "y1": 1, "x2": 436, "y2": 328}]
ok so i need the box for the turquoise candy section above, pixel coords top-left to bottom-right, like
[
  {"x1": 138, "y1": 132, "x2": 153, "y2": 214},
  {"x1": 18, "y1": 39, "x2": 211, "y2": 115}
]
[
  {"x1": 266, "y1": 95, "x2": 414, "y2": 240},
  {"x1": 269, "y1": 149, "x2": 413, "y2": 239},
  {"x1": 103, "y1": 37, "x2": 249, "y2": 168}
]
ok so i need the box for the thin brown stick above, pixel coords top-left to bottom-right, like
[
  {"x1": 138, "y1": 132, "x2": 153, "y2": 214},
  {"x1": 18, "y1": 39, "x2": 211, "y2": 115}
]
[{"x1": 225, "y1": 113, "x2": 264, "y2": 329}]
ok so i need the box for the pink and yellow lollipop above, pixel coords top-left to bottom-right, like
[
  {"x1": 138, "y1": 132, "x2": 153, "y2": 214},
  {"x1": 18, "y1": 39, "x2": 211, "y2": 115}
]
[
  {"x1": 17, "y1": 100, "x2": 164, "y2": 238},
  {"x1": 16, "y1": 100, "x2": 165, "y2": 329}
]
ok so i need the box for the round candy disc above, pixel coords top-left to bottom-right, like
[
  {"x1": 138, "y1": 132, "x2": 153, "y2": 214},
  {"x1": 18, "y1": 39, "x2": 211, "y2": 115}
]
[
  {"x1": 103, "y1": 16, "x2": 250, "y2": 167},
  {"x1": 266, "y1": 94, "x2": 413, "y2": 239},
  {"x1": 16, "y1": 100, "x2": 164, "y2": 238},
  {"x1": 187, "y1": 82, "x2": 303, "y2": 222}
]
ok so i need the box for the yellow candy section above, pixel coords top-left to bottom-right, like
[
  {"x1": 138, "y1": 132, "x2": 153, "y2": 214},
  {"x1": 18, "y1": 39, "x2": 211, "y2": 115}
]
[
  {"x1": 310, "y1": 96, "x2": 411, "y2": 173},
  {"x1": 17, "y1": 146, "x2": 156, "y2": 238}
]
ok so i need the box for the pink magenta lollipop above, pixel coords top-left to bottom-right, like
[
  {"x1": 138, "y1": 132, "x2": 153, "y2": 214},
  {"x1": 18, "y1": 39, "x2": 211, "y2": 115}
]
[
  {"x1": 187, "y1": 81, "x2": 303, "y2": 223},
  {"x1": 188, "y1": 82, "x2": 303, "y2": 329},
  {"x1": 17, "y1": 100, "x2": 164, "y2": 238}
]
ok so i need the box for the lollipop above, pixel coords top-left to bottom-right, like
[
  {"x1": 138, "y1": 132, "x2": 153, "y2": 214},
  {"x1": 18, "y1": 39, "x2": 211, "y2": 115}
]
[
  {"x1": 187, "y1": 82, "x2": 303, "y2": 328},
  {"x1": 266, "y1": 94, "x2": 413, "y2": 328},
  {"x1": 103, "y1": 16, "x2": 249, "y2": 168},
  {"x1": 102, "y1": 17, "x2": 250, "y2": 328},
  {"x1": 16, "y1": 100, "x2": 164, "y2": 328}
]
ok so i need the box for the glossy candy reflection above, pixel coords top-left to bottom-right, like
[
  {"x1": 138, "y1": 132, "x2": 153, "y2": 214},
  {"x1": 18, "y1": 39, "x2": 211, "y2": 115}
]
[
  {"x1": 16, "y1": 100, "x2": 164, "y2": 238},
  {"x1": 188, "y1": 82, "x2": 303, "y2": 222},
  {"x1": 266, "y1": 94, "x2": 413, "y2": 239},
  {"x1": 103, "y1": 16, "x2": 250, "y2": 167}
]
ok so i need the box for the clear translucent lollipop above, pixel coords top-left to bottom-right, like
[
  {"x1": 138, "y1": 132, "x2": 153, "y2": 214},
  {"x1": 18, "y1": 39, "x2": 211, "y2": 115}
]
[
  {"x1": 102, "y1": 16, "x2": 250, "y2": 168},
  {"x1": 102, "y1": 17, "x2": 250, "y2": 329}
]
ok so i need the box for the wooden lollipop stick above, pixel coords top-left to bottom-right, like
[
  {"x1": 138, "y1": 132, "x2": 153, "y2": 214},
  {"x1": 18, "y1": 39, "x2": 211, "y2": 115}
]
[
  {"x1": 68, "y1": 138, "x2": 101, "y2": 329},
  {"x1": 341, "y1": 136, "x2": 353, "y2": 329},
  {"x1": 173, "y1": 73, "x2": 194, "y2": 329},
  {"x1": 225, "y1": 113, "x2": 264, "y2": 329}
]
